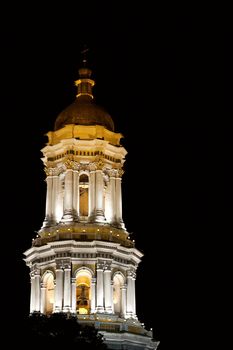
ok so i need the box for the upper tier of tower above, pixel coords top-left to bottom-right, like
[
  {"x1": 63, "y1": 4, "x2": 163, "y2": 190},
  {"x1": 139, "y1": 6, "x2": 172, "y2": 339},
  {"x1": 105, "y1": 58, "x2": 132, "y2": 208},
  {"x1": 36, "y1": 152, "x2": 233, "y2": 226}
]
[
  {"x1": 38, "y1": 64, "x2": 128, "y2": 247},
  {"x1": 54, "y1": 67, "x2": 114, "y2": 132}
]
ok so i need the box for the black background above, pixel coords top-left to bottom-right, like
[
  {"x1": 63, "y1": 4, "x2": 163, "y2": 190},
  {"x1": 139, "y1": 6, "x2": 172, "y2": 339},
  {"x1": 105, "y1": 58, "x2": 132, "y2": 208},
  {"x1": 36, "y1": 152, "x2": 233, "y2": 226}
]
[{"x1": 1, "y1": 4, "x2": 210, "y2": 350}]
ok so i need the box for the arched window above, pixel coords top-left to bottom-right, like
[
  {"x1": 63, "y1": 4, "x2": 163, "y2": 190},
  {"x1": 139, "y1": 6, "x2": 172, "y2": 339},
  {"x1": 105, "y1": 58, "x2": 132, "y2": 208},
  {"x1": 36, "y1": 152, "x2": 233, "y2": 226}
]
[
  {"x1": 76, "y1": 270, "x2": 91, "y2": 314},
  {"x1": 79, "y1": 174, "x2": 89, "y2": 217},
  {"x1": 44, "y1": 272, "x2": 55, "y2": 314},
  {"x1": 113, "y1": 273, "x2": 124, "y2": 315}
]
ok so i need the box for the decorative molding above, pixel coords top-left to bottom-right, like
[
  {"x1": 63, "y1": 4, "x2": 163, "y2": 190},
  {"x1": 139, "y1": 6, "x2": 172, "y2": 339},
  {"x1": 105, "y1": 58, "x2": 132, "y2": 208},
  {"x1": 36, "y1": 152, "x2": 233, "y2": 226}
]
[
  {"x1": 73, "y1": 266, "x2": 94, "y2": 278},
  {"x1": 44, "y1": 167, "x2": 63, "y2": 176}
]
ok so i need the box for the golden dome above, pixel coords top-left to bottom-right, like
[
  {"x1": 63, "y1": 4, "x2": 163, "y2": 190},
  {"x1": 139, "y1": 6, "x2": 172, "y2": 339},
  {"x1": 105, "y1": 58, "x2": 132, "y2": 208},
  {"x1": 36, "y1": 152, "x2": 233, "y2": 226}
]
[{"x1": 54, "y1": 67, "x2": 114, "y2": 132}]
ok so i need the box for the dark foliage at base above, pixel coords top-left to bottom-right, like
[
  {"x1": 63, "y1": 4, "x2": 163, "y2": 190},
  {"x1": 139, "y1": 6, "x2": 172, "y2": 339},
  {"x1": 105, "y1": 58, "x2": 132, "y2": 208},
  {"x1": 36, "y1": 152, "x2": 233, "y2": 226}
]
[{"x1": 21, "y1": 312, "x2": 107, "y2": 349}]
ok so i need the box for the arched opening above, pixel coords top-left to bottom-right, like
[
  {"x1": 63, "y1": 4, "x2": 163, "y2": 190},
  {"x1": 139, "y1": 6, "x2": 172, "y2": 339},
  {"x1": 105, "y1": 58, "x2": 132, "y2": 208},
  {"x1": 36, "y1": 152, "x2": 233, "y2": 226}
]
[
  {"x1": 44, "y1": 272, "x2": 55, "y2": 314},
  {"x1": 76, "y1": 270, "x2": 91, "y2": 314},
  {"x1": 79, "y1": 174, "x2": 89, "y2": 217},
  {"x1": 113, "y1": 273, "x2": 124, "y2": 315}
]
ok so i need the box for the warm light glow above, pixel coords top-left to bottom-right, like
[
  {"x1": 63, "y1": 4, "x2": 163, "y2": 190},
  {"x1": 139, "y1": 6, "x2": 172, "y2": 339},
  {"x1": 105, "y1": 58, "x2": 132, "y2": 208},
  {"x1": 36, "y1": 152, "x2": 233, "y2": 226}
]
[
  {"x1": 44, "y1": 272, "x2": 54, "y2": 314},
  {"x1": 113, "y1": 274, "x2": 124, "y2": 314},
  {"x1": 74, "y1": 78, "x2": 95, "y2": 87},
  {"x1": 76, "y1": 270, "x2": 91, "y2": 314},
  {"x1": 79, "y1": 175, "x2": 89, "y2": 217},
  {"x1": 79, "y1": 308, "x2": 88, "y2": 314}
]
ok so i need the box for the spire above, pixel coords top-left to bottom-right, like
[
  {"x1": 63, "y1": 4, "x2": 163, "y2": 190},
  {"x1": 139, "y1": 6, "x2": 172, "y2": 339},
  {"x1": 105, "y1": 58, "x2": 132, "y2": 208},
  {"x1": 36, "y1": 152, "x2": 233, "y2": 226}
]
[{"x1": 75, "y1": 47, "x2": 95, "y2": 99}]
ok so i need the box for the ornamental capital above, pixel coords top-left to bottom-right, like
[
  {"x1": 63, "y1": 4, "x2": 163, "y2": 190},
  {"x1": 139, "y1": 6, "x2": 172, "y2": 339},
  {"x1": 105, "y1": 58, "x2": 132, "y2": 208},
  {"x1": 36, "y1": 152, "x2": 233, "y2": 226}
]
[
  {"x1": 103, "y1": 262, "x2": 111, "y2": 271},
  {"x1": 44, "y1": 167, "x2": 62, "y2": 176},
  {"x1": 109, "y1": 169, "x2": 117, "y2": 177},
  {"x1": 44, "y1": 167, "x2": 53, "y2": 176},
  {"x1": 127, "y1": 270, "x2": 136, "y2": 279},
  {"x1": 116, "y1": 168, "x2": 124, "y2": 178},
  {"x1": 72, "y1": 162, "x2": 80, "y2": 171},
  {"x1": 64, "y1": 263, "x2": 71, "y2": 270},
  {"x1": 96, "y1": 159, "x2": 104, "y2": 170},
  {"x1": 56, "y1": 259, "x2": 71, "y2": 270},
  {"x1": 34, "y1": 269, "x2": 41, "y2": 276},
  {"x1": 89, "y1": 162, "x2": 97, "y2": 171},
  {"x1": 96, "y1": 262, "x2": 104, "y2": 270},
  {"x1": 64, "y1": 158, "x2": 74, "y2": 169}
]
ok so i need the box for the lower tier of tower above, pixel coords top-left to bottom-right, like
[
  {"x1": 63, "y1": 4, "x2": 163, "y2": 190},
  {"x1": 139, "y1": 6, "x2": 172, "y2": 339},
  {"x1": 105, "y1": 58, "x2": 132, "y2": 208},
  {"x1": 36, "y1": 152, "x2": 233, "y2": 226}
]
[
  {"x1": 24, "y1": 239, "x2": 142, "y2": 318},
  {"x1": 24, "y1": 238, "x2": 158, "y2": 349}
]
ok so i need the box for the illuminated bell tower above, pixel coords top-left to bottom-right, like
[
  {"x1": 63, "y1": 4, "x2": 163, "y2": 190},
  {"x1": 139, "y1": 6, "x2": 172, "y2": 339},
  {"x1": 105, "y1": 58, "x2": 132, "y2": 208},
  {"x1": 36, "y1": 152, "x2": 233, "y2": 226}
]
[{"x1": 24, "y1": 65, "x2": 158, "y2": 349}]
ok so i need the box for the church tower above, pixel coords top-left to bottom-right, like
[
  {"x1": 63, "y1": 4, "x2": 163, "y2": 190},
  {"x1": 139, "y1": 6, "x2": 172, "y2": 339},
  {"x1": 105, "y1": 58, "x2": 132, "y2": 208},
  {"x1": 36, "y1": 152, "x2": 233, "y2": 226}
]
[{"x1": 24, "y1": 64, "x2": 159, "y2": 349}]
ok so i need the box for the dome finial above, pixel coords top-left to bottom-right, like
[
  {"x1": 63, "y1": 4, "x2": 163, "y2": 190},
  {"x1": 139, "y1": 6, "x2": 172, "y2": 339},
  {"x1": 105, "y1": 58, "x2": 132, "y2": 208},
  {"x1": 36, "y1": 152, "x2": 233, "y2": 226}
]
[
  {"x1": 75, "y1": 47, "x2": 95, "y2": 99},
  {"x1": 81, "y1": 45, "x2": 89, "y2": 67}
]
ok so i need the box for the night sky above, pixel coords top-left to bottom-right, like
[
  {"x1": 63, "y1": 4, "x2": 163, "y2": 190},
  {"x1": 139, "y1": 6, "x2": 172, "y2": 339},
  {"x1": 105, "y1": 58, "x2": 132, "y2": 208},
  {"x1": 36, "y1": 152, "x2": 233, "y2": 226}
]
[{"x1": 1, "y1": 5, "x2": 209, "y2": 350}]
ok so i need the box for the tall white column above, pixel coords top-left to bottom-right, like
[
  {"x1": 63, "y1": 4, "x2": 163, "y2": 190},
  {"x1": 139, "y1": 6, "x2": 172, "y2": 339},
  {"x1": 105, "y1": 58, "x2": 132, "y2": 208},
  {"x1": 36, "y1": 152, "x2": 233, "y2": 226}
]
[
  {"x1": 63, "y1": 266, "x2": 71, "y2": 312},
  {"x1": 51, "y1": 174, "x2": 59, "y2": 222},
  {"x1": 43, "y1": 175, "x2": 53, "y2": 226},
  {"x1": 94, "y1": 169, "x2": 105, "y2": 222},
  {"x1": 40, "y1": 282, "x2": 46, "y2": 314},
  {"x1": 71, "y1": 278, "x2": 76, "y2": 313},
  {"x1": 126, "y1": 271, "x2": 134, "y2": 318},
  {"x1": 56, "y1": 175, "x2": 63, "y2": 222},
  {"x1": 76, "y1": 172, "x2": 80, "y2": 217},
  {"x1": 34, "y1": 272, "x2": 41, "y2": 312},
  {"x1": 91, "y1": 278, "x2": 96, "y2": 313},
  {"x1": 111, "y1": 281, "x2": 114, "y2": 314},
  {"x1": 62, "y1": 169, "x2": 73, "y2": 221},
  {"x1": 115, "y1": 173, "x2": 125, "y2": 228},
  {"x1": 109, "y1": 173, "x2": 116, "y2": 224},
  {"x1": 96, "y1": 263, "x2": 104, "y2": 312},
  {"x1": 55, "y1": 268, "x2": 63, "y2": 312},
  {"x1": 121, "y1": 284, "x2": 127, "y2": 318},
  {"x1": 104, "y1": 266, "x2": 112, "y2": 313},
  {"x1": 73, "y1": 170, "x2": 79, "y2": 220},
  {"x1": 131, "y1": 273, "x2": 136, "y2": 316},
  {"x1": 89, "y1": 169, "x2": 96, "y2": 219},
  {"x1": 30, "y1": 274, "x2": 36, "y2": 313}
]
